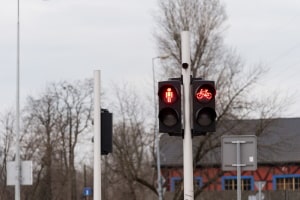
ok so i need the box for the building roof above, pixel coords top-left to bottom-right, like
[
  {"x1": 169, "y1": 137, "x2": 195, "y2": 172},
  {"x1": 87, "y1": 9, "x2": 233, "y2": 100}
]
[{"x1": 159, "y1": 118, "x2": 300, "y2": 167}]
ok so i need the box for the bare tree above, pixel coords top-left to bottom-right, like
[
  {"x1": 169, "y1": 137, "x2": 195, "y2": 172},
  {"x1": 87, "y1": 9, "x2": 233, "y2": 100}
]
[
  {"x1": 23, "y1": 92, "x2": 59, "y2": 200},
  {"x1": 104, "y1": 84, "x2": 157, "y2": 200},
  {"x1": 52, "y1": 80, "x2": 93, "y2": 200},
  {"x1": 154, "y1": 0, "x2": 265, "y2": 120},
  {"x1": 0, "y1": 111, "x2": 15, "y2": 199},
  {"x1": 154, "y1": 0, "x2": 288, "y2": 199},
  {"x1": 20, "y1": 79, "x2": 93, "y2": 200}
]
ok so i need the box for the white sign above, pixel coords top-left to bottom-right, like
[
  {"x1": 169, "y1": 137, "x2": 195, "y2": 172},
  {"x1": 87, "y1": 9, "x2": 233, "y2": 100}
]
[
  {"x1": 248, "y1": 195, "x2": 256, "y2": 200},
  {"x1": 256, "y1": 192, "x2": 265, "y2": 200},
  {"x1": 221, "y1": 135, "x2": 257, "y2": 171},
  {"x1": 249, "y1": 156, "x2": 254, "y2": 162},
  {"x1": 7, "y1": 161, "x2": 33, "y2": 186},
  {"x1": 255, "y1": 181, "x2": 266, "y2": 190}
]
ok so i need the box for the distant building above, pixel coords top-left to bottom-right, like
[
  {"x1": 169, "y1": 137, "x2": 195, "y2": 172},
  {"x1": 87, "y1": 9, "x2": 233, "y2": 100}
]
[{"x1": 159, "y1": 118, "x2": 300, "y2": 193}]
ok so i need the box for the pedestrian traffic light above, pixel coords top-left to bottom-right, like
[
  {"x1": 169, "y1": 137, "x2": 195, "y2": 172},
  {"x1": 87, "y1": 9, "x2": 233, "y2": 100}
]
[
  {"x1": 101, "y1": 109, "x2": 113, "y2": 155},
  {"x1": 158, "y1": 80, "x2": 182, "y2": 135},
  {"x1": 192, "y1": 80, "x2": 216, "y2": 135}
]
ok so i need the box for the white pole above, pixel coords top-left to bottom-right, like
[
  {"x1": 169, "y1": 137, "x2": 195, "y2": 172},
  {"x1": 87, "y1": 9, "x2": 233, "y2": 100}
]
[
  {"x1": 236, "y1": 142, "x2": 241, "y2": 200},
  {"x1": 181, "y1": 31, "x2": 194, "y2": 200},
  {"x1": 15, "y1": 0, "x2": 21, "y2": 199},
  {"x1": 232, "y1": 140, "x2": 246, "y2": 200},
  {"x1": 93, "y1": 70, "x2": 101, "y2": 200}
]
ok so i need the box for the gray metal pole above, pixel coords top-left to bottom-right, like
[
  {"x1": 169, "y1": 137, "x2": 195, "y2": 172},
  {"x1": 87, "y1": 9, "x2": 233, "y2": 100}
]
[
  {"x1": 15, "y1": 0, "x2": 21, "y2": 199},
  {"x1": 93, "y1": 70, "x2": 101, "y2": 200},
  {"x1": 236, "y1": 142, "x2": 241, "y2": 200},
  {"x1": 152, "y1": 57, "x2": 163, "y2": 200},
  {"x1": 152, "y1": 55, "x2": 169, "y2": 200},
  {"x1": 181, "y1": 31, "x2": 194, "y2": 200},
  {"x1": 232, "y1": 140, "x2": 246, "y2": 200}
]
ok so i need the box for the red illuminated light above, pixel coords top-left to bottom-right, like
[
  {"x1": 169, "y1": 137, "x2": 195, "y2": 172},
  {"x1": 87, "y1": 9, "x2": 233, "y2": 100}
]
[
  {"x1": 161, "y1": 86, "x2": 177, "y2": 104},
  {"x1": 195, "y1": 86, "x2": 215, "y2": 103}
]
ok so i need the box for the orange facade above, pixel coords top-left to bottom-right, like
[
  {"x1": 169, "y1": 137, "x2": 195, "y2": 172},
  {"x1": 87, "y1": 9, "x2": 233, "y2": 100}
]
[{"x1": 162, "y1": 164, "x2": 300, "y2": 192}]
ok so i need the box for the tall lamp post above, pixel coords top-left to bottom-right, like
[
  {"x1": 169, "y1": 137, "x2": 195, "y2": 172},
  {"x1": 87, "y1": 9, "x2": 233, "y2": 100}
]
[
  {"x1": 15, "y1": 0, "x2": 21, "y2": 199},
  {"x1": 152, "y1": 55, "x2": 169, "y2": 200}
]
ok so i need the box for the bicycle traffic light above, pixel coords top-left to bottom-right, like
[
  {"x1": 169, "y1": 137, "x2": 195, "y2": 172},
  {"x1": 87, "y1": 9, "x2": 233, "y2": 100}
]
[
  {"x1": 192, "y1": 80, "x2": 216, "y2": 135},
  {"x1": 158, "y1": 80, "x2": 182, "y2": 134}
]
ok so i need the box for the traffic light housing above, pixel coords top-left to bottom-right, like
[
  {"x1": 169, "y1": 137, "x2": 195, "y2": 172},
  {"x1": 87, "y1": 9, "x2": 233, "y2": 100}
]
[
  {"x1": 192, "y1": 80, "x2": 216, "y2": 135},
  {"x1": 101, "y1": 109, "x2": 113, "y2": 155},
  {"x1": 158, "y1": 80, "x2": 182, "y2": 135}
]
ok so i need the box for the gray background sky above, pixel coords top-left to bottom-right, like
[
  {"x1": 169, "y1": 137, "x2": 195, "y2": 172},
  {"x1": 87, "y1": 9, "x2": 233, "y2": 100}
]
[{"x1": 0, "y1": 0, "x2": 299, "y2": 117}]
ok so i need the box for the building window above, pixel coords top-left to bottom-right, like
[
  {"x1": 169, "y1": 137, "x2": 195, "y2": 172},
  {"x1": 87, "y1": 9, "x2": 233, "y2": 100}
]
[
  {"x1": 170, "y1": 177, "x2": 182, "y2": 192},
  {"x1": 170, "y1": 177, "x2": 202, "y2": 192},
  {"x1": 273, "y1": 175, "x2": 300, "y2": 191},
  {"x1": 222, "y1": 176, "x2": 254, "y2": 191}
]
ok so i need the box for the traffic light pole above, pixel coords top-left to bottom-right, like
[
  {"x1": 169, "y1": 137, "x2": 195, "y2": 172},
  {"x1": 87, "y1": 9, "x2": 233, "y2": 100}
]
[
  {"x1": 181, "y1": 31, "x2": 194, "y2": 200},
  {"x1": 94, "y1": 70, "x2": 101, "y2": 200}
]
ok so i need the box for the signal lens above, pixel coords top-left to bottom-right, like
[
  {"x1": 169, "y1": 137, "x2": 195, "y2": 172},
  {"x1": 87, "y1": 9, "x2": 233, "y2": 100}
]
[
  {"x1": 158, "y1": 108, "x2": 179, "y2": 127},
  {"x1": 159, "y1": 86, "x2": 178, "y2": 104},
  {"x1": 195, "y1": 85, "x2": 215, "y2": 103},
  {"x1": 196, "y1": 107, "x2": 216, "y2": 127}
]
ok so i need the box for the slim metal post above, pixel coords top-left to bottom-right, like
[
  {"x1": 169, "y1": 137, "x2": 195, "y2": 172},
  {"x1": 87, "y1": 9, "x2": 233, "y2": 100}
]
[
  {"x1": 152, "y1": 57, "x2": 163, "y2": 200},
  {"x1": 153, "y1": 55, "x2": 169, "y2": 200},
  {"x1": 94, "y1": 70, "x2": 101, "y2": 200},
  {"x1": 181, "y1": 31, "x2": 194, "y2": 200},
  {"x1": 232, "y1": 140, "x2": 246, "y2": 200},
  {"x1": 236, "y1": 142, "x2": 241, "y2": 200}
]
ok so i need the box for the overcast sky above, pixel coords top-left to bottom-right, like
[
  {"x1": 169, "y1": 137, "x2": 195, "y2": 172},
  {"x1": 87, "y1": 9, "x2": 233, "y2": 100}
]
[{"x1": 0, "y1": 0, "x2": 299, "y2": 117}]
